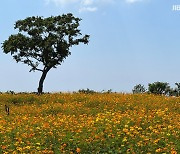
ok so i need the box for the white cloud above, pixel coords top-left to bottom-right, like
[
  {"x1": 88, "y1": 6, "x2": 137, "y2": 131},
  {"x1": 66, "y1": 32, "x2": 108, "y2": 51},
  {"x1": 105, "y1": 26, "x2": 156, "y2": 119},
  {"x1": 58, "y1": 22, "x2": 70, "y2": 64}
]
[
  {"x1": 79, "y1": 0, "x2": 96, "y2": 12},
  {"x1": 45, "y1": 0, "x2": 114, "y2": 7},
  {"x1": 45, "y1": 0, "x2": 148, "y2": 12},
  {"x1": 81, "y1": 0, "x2": 94, "y2": 6},
  {"x1": 45, "y1": 0, "x2": 79, "y2": 6},
  {"x1": 125, "y1": 0, "x2": 144, "y2": 4},
  {"x1": 100, "y1": 0, "x2": 115, "y2": 4},
  {"x1": 46, "y1": 0, "x2": 146, "y2": 6},
  {"x1": 79, "y1": 7, "x2": 98, "y2": 12}
]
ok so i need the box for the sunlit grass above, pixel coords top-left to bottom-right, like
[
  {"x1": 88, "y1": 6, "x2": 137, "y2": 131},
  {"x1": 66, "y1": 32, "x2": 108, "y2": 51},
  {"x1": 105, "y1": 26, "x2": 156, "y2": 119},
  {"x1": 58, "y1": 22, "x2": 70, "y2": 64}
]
[{"x1": 0, "y1": 93, "x2": 179, "y2": 153}]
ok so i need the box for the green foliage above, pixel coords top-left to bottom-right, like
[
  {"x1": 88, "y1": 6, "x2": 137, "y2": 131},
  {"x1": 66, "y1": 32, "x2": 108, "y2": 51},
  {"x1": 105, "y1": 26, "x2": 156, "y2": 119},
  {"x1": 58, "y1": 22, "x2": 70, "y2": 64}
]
[
  {"x1": 78, "y1": 88, "x2": 96, "y2": 94},
  {"x1": 6, "y1": 90, "x2": 15, "y2": 94},
  {"x1": 132, "y1": 84, "x2": 146, "y2": 94},
  {"x1": 167, "y1": 82, "x2": 180, "y2": 97},
  {"x1": 2, "y1": 13, "x2": 89, "y2": 72},
  {"x1": 106, "y1": 89, "x2": 113, "y2": 94},
  {"x1": 148, "y1": 82, "x2": 171, "y2": 95},
  {"x1": 77, "y1": 89, "x2": 114, "y2": 94},
  {"x1": 101, "y1": 89, "x2": 113, "y2": 94},
  {"x1": 174, "y1": 83, "x2": 180, "y2": 96},
  {"x1": 132, "y1": 82, "x2": 180, "y2": 96}
]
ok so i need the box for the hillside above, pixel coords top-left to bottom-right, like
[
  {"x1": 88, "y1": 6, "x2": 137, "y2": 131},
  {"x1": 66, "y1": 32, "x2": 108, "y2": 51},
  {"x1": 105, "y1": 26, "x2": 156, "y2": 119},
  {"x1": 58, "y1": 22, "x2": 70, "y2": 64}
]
[{"x1": 0, "y1": 93, "x2": 179, "y2": 153}]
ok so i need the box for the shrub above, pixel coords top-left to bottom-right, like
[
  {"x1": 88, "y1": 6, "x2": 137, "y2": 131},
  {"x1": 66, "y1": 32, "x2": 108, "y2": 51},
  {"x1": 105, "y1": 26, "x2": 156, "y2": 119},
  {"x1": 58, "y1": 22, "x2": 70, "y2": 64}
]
[
  {"x1": 132, "y1": 84, "x2": 146, "y2": 94},
  {"x1": 174, "y1": 83, "x2": 180, "y2": 96},
  {"x1": 148, "y1": 82, "x2": 171, "y2": 95},
  {"x1": 6, "y1": 90, "x2": 15, "y2": 94},
  {"x1": 78, "y1": 88, "x2": 96, "y2": 94}
]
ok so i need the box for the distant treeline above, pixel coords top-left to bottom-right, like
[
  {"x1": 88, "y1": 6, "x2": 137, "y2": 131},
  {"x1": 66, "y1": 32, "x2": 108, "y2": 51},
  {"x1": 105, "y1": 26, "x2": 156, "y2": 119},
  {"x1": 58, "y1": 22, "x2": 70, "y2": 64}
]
[
  {"x1": 132, "y1": 82, "x2": 180, "y2": 96},
  {"x1": 0, "y1": 89, "x2": 113, "y2": 95},
  {"x1": 1, "y1": 82, "x2": 180, "y2": 96}
]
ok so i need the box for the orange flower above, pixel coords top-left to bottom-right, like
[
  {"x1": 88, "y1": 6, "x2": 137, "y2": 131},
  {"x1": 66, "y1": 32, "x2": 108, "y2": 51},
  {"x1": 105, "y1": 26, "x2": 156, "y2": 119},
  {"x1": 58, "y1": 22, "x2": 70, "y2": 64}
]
[
  {"x1": 43, "y1": 122, "x2": 50, "y2": 128},
  {"x1": 76, "y1": 147, "x2": 81, "y2": 153},
  {"x1": 63, "y1": 143, "x2": 67, "y2": 147},
  {"x1": 1, "y1": 145, "x2": 7, "y2": 149},
  {"x1": 171, "y1": 150, "x2": 177, "y2": 154}
]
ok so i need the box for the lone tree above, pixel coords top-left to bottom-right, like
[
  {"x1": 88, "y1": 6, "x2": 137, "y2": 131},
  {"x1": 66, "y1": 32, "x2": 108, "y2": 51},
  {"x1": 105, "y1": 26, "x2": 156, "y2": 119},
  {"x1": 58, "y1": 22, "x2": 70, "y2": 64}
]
[{"x1": 2, "y1": 13, "x2": 89, "y2": 94}]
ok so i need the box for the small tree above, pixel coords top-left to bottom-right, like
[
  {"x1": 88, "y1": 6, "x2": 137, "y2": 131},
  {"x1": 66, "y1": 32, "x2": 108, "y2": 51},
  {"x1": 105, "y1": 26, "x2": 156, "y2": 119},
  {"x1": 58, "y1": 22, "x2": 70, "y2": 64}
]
[
  {"x1": 2, "y1": 13, "x2": 89, "y2": 94},
  {"x1": 148, "y1": 82, "x2": 170, "y2": 95},
  {"x1": 132, "y1": 84, "x2": 146, "y2": 94},
  {"x1": 172, "y1": 83, "x2": 180, "y2": 96}
]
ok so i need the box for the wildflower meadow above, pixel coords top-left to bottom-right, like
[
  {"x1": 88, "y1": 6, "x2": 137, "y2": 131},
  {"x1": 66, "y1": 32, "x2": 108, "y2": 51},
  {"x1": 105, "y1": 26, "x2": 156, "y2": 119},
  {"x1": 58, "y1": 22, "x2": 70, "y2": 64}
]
[{"x1": 0, "y1": 93, "x2": 179, "y2": 153}]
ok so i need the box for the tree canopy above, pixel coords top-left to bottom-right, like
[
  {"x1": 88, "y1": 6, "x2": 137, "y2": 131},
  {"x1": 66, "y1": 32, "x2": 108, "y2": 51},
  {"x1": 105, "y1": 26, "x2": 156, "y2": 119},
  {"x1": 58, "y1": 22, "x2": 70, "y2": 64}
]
[{"x1": 2, "y1": 13, "x2": 90, "y2": 93}]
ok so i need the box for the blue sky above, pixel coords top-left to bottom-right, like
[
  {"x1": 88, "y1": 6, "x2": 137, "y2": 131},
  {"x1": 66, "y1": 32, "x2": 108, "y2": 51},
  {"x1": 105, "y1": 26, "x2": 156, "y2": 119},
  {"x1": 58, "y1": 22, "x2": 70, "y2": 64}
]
[{"x1": 1, "y1": 0, "x2": 180, "y2": 92}]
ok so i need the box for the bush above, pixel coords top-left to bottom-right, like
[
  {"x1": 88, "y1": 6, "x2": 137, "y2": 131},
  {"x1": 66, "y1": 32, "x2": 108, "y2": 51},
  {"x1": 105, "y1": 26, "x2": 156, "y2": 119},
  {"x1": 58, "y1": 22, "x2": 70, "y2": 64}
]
[
  {"x1": 168, "y1": 83, "x2": 180, "y2": 97},
  {"x1": 174, "y1": 83, "x2": 180, "y2": 96},
  {"x1": 148, "y1": 82, "x2": 171, "y2": 95},
  {"x1": 6, "y1": 90, "x2": 15, "y2": 94},
  {"x1": 78, "y1": 88, "x2": 96, "y2": 94},
  {"x1": 132, "y1": 84, "x2": 146, "y2": 94}
]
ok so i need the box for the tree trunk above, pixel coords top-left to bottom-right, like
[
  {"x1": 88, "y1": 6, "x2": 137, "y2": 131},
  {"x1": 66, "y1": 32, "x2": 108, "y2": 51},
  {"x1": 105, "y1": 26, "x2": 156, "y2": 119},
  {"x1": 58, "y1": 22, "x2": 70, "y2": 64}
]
[{"x1": 38, "y1": 67, "x2": 50, "y2": 94}]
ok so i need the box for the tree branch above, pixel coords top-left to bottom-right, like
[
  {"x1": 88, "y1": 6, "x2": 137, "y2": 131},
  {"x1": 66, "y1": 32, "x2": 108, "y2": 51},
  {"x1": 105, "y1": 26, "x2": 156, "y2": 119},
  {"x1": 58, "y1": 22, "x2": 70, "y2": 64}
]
[
  {"x1": 35, "y1": 68, "x2": 43, "y2": 72},
  {"x1": 26, "y1": 57, "x2": 43, "y2": 72}
]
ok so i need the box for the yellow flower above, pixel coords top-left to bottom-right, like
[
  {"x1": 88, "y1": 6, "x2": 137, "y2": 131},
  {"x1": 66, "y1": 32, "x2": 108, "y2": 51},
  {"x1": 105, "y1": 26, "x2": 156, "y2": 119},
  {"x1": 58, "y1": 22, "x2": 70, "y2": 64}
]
[
  {"x1": 25, "y1": 146, "x2": 31, "y2": 150},
  {"x1": 167, "y1": 133, "x2": 171, "y2": 136},
  {"x1": 123, "y1": 128, "x2": 129, "y2": 133},
  {"x1": 149, "y1": 126, "x2": 153, "y2": 130},
  {"x1": 16, "y1": 147, "x2": 22, "y2": 152},
  {"x1": 36, "y1": 146, "x2": 41, "y2": 150},
  {"x1": 168, "y1": 125, "x2": 173, "y2": 129},
  {"x1": 122, "y1": 137, "x2": 127, "y2": 142},
  {"x1": 154, "y1": 139, "x2": 160, "y2": 144},
  {"x1": 125, "y1": 125, "x2": 128, "y2": 128},
  {"x1": 36, "y1": 142, "x2": 41, "y2": 145},
  {"x1": 155, "y1": 148, "x2": 161, "y2": 153}
]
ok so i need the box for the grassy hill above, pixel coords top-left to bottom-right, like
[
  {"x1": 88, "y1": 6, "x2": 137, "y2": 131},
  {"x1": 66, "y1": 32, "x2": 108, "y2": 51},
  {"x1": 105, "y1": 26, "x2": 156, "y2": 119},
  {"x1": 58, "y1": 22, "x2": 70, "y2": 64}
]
[{"x1": 0, "y1": 93, "x2": 179, "y2": 153}]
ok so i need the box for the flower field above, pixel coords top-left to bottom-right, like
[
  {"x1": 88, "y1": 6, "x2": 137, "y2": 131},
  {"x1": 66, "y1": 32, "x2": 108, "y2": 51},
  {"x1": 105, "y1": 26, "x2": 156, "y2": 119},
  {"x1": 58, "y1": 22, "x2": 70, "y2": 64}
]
[{"x1": 0, "y1": 93, "x2": 179, "y2": 153}]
